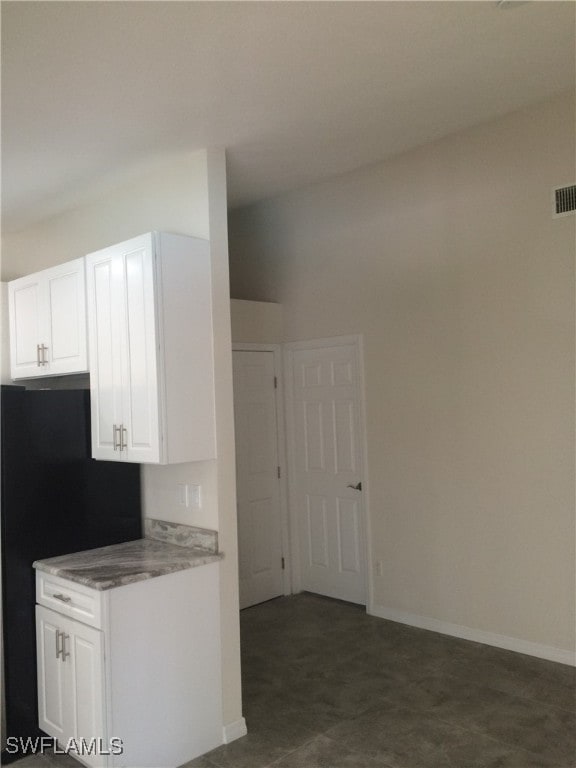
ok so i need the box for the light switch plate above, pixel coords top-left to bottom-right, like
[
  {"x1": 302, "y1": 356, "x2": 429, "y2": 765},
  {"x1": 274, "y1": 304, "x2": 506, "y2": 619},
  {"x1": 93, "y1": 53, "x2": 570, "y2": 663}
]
[
  {"x1": 188, "y1": 484, "x2": 201, "y2": 510},
  {"x1": 177, "y1": 483, "x2": 189, "y2": 507}
]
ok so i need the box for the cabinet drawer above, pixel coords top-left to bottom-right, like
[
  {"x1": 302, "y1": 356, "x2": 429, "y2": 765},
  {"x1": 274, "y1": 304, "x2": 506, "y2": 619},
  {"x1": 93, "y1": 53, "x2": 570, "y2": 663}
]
[{"x1": 36, "y1": 572, "x2": 102, "y2": 629}]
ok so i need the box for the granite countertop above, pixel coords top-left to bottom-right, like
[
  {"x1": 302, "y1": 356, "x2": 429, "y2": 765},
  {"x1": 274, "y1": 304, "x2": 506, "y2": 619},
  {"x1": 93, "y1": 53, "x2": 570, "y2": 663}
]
[{"x1": 33, "y1": 519, "x2": 223, "y2": 591}]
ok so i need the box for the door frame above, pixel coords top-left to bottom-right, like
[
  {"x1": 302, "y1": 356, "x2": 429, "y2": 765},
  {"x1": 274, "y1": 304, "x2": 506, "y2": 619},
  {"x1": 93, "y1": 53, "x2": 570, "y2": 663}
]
[
  {"x1": 232, "y1": 343, "x2": 292, "y2": 598},
  {"x1": 283, "y1": 334, "x2": 373, "y2": 610}
]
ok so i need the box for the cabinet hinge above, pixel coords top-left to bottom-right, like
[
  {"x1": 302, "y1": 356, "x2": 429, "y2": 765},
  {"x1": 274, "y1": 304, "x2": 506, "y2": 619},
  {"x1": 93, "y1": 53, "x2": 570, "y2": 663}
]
[
  {"x1": 274, "y1": 376, "x2": 278, "y2": 389},
  {"x1": 281, "y1": 557, "x2": 285, "y2": 570},
  {"x1": 277, "y1": 466, "x2": 281, "y2": 479}
]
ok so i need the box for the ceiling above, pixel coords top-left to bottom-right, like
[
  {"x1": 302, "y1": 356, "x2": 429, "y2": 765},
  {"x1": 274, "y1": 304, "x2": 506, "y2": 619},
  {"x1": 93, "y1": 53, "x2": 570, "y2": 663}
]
[{"x1": 2, "y1": 1, "x2": 574, "y2": 232}]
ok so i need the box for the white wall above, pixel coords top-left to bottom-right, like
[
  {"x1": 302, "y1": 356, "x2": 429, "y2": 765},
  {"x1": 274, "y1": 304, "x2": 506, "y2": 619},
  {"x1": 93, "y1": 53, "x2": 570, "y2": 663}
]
[
  {"x1": 229, "y1": 92, "x2": 576, "y2": 659},
  {"x1": 1, "y1": 154, "x2": 210, "y2": 280},
  {"x1": 231, "y1": 299, "x2": 283, "y2": 343},
  {"x1": 1, "y1": 150, "x2": 243, "y2": 731},
  {"x1": 205, "y1": 150, "x2": 243, "y2": 730}
]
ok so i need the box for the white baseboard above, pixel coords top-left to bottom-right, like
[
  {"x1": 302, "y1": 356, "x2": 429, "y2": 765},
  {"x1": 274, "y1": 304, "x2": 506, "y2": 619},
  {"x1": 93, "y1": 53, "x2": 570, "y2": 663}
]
[
  {"x1": 368, "y1": 604, "x2": 576, "y2": 667},
  {"x1": 222, "y1": 717, "x2": 248, "y2": 744}
]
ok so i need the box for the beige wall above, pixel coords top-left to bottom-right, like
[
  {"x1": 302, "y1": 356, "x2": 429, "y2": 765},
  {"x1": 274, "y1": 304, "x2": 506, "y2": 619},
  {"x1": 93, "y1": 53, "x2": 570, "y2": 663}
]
[
  {"x1": 231, "y1": 299, "x2": 283, "y2": 343},
  {"x1": 1, "y1": 150, "x2": 243, "y2": 728},
  {"x1": 229, "y1": 92, "x2": 576, "y2": 655},
  {"x1": 205, "y1": 150, "x2": 242, "y2": 728}
]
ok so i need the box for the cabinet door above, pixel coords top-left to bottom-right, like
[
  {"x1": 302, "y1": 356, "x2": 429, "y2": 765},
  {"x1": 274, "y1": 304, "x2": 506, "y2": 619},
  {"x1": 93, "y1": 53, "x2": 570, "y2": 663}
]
[
  {"x1": 36, "y1": 605, "x2": 71, "y2": 742},
  {"x1": 118, "y1": 234, "x2": 161, "y2": 464},
  {"x1": 36, "y1": 606, "x2": 106, "y2": 767},
  {"x1": 9, "y1": 275, "x2": 45, "y2": 378},
  {"x1": 67, "y1": 617, "x2": 106, "y2": 767},
  {"x1": 86, "y1": 250, "x2": 125, "y2": 460},
  {"x1": 87, "y1": 235, "x2": 161, "y2": 463},
  {"x1": 45, "y1": 258, "x2": 88, "y2": 376}
]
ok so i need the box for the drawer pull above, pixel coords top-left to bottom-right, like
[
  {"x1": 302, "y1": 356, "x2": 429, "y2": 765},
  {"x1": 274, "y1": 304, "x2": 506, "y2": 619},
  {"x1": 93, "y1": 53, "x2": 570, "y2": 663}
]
[{"x1": 53, "y1": 593, "x2": 72, "y2": 603}]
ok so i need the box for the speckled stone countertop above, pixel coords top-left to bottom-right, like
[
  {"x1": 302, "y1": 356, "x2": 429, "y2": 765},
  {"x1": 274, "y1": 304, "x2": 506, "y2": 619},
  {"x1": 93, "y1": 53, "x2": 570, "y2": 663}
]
[{"x1": 33, "y1": 520, "x2": 223, "y2": 591}]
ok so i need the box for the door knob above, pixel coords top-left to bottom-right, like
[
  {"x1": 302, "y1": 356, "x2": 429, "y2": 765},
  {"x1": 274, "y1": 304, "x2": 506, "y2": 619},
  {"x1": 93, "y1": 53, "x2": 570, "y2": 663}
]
[{"x1": 347, "y1": 482, "x2": 362, "y2": 491}]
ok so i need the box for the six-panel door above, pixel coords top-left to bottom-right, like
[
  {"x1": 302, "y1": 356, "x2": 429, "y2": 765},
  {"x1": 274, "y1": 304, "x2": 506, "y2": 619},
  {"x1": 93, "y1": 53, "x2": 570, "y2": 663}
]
[
  {"x1": 290, "y1": 343, "x2": 366, "y2": 605},
  {"x1": 233, "y1": 350, "x2": 284, "y2": 609}
]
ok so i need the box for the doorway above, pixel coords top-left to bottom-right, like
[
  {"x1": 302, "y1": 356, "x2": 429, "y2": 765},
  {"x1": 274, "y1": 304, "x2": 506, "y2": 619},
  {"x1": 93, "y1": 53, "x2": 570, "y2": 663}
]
[{"x1": 233, "y1": 336, "x2": 369, "y2": 609}]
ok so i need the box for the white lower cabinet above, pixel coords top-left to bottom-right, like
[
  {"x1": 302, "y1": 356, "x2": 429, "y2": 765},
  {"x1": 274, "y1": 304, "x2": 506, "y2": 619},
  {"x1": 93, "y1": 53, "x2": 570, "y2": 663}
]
[
  {"x1": 36, "y1": 606, "x2": 69, "y2": 744},
  {"x1": 36, "y1": 606, "x2": 104, "y2": 768},
  {"x1": 36, "y1": 565, "x2": 223, "y2": 768}
]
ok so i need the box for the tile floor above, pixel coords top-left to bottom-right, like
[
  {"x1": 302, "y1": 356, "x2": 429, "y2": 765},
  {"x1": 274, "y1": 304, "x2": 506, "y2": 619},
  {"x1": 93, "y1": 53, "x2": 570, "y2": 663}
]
[
  {"x1": 10, "y1": 593, "x2": 576, "y2": 768},
  {"x1": 7, "y1": 752, "x2": 79, "y2": 768},
  {"x1": 187, "y1": 593, "x2": 575, "y2": 768}
]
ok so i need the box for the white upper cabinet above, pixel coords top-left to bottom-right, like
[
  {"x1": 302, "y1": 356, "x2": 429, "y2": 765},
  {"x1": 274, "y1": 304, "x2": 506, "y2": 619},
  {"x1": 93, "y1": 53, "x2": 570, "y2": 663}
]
[
  {"x1": 9, "y1": 258, "x2": 88, "y2": 379},
  {"x1": 85, "y1": 232, "x2": 216, "y2": 464}
]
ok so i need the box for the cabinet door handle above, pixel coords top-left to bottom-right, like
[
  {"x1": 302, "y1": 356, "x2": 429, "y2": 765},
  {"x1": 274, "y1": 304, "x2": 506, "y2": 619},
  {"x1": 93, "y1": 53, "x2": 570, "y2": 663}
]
[
  {"x1": 40, "y1": 344, "x2": 48, "y2": 366},
  {"x1": 53, "y1": 593, "x2": 72, "y2": 603},
  {"x1": 36, "y1": 345, "x2": 42, "y2": 367},
  {"x1": 113, "y1": 425, "x2": 127, "y2": 451},
  {"x1": 55, "y1": 629, "x2": 62, "y2": 659},
  {"x1": 61, "y1": 633, "x2": 70, "y2": 661}
]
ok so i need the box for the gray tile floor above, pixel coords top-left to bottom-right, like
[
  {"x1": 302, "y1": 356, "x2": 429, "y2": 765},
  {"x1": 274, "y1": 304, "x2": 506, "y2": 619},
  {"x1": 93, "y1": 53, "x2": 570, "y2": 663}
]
[
  {"x1": 10, "y1": 593, "x2": 576, "y2": 767},
  {"x1": 188, "y1": 593, "x2": 575, "y2": 768},
  {"x1": 6, "y1": 748, "x2": 80, "y2": 767}
]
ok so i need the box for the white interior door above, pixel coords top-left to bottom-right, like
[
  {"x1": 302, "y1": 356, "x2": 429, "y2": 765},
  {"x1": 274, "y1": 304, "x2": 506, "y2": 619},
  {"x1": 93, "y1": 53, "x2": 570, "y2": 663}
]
[
  {"x1": 288, "y1": 341, "x2": 366, "y2": 605},
  {"x1": 233, "y1": 350, "x2": 284, "y2": 609}
]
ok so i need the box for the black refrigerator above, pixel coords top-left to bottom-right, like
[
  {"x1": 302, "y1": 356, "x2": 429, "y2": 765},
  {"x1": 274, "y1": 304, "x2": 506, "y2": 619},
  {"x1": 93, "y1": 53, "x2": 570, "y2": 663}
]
[{"x1": 1, "y1": 386, "x2": 142, "y2": 758}]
